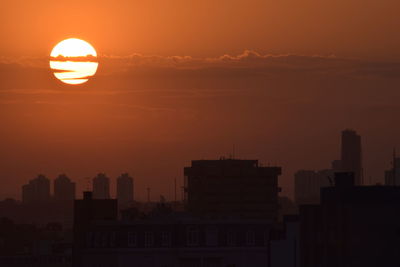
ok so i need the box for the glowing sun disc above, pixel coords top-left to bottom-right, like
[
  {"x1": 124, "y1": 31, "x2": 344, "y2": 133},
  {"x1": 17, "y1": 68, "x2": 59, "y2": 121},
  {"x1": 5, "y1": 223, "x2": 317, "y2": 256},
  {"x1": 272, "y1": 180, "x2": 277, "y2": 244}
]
[{"x1": 50, "y1": 38, "x2": 98, "y2": 85}]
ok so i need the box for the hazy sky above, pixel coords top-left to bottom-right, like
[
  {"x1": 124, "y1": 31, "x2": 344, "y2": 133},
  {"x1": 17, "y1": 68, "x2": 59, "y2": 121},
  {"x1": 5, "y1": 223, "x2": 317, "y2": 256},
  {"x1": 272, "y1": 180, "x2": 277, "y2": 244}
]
[
  {"x1": 1, "y1": 0, "x2": 400, "y2": 60},
  {"x1": 1, "y1": 0, "x2": 400, "y2": 200}
]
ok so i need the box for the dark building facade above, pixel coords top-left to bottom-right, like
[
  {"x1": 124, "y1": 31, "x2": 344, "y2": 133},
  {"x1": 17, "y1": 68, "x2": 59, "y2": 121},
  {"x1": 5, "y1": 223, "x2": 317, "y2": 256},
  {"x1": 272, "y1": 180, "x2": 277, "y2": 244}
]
[
  {"x1": 54, "y1": 174, "x2": 76, "y2": 201},
  {"x1": 116, "y1": 173, "x2": 134, "y2": 208},
  {"x1": 300, "y1": 172, "x2": 400, "y2": 267},
  {"x1": 184, "y1": 159, "x2": 281, "y2": 221},
  {"x1": 73, "y1": 191, "x2": 118, "y2": 267},
  {"x1": 21, "y1": 174, "x2": 51, "y2": 204},
  {"x1": 92, "y1": 173, "x2": 110, "y2": 199},
  {"x1": 73, "y1": 209, "x2": 273, "y2": 267},
  {"x1": 340, "y1": 129, "x2": 362, "y2": 185},
  {"x1": 0, "y1": 218, "x2": 72, "y2": 267},
  {"x1": 294, "y1": 169, "x2": 331, "y2": 205}
]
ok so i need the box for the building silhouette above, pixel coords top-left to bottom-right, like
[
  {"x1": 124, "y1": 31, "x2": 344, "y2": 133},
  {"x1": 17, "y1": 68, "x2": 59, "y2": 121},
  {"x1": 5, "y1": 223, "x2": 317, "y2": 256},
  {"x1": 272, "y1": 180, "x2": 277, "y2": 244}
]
[
  {"x1": 270, "y1": 215, "x2": 300, "y2": 267},
  {"x1": 340, "y1": 129, "x2": 363, "y2": 185},
  {"x1": 184, "y1": 159, "x2": 281, "y2": 220},
  {"x1": 92, "y1": 173, "x2": 110, "y2": 199},
  {"x1": 21, "y1": 174, "x2": 51, "y2": 203},
  {"x1": 0, "y1": 218, "x2": 72, "y2": 266},
  {"x1": 116, "y1": 173, "x2": 134, "y2": 207},
  {"x1": 73, "y1": 191, "x2": 118, "y2": 267},
  {"x1": 73, "y1": 191, "x2": 275, "y2": 267},
  {"x1": 294, "y1": 169, "x2": 331, "y2": 205},
  {"x1": 300, "y1": 172, "x2": 400, "y2": 267},
  {"x1": 54, "y1": 174, "x2": 76, "y2": 201}
]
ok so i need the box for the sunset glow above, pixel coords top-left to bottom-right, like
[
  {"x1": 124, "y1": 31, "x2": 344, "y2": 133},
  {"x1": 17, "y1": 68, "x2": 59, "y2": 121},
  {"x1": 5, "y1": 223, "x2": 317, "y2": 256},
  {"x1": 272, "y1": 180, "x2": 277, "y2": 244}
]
[{"x1": 49, "y1": 38, "x2": 98, "y2": 85}]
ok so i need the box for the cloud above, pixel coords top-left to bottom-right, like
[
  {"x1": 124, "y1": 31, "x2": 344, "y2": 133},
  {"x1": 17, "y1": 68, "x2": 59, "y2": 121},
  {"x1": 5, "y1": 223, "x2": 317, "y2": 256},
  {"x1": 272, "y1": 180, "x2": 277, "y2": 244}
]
[
  {"x1": 3, "y1": 50, "x2": 400, "y2": 77},
  {"x1": 49, "y1": 55, "x2": 98, "y2": 62},
  {"x1": 97, "y1": 50, "x2": 344, "y2": 71}
]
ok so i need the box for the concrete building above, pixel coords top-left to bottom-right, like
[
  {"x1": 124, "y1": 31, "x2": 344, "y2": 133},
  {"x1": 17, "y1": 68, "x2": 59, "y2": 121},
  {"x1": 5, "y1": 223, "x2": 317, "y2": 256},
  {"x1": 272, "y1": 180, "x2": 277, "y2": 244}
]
[
  {"x1": 270, "y1": 215, "x2": 300, "y2": 267},
  {"x1": 73, "y1": 191, "x2": 118, "y2": 267},
  {"x1": 300, "y1": 172, "x2": 400, "y2": 267},
  {"x1": 54, "y1": 174, "x2": 76, "y2": 201},
  {"x1": 73, "y1": 206, "x2": 273, "y2": 267},
  {"x1": 341, "y1": 129, "x2": 363, "y2": 185},
  {"x1": 294, "y1": 169, "x2": 331, "y2": 205},
  {"x1": 184, "y1": 159, "x2": 281, "y2": 221},
  {"x1": 116, "y1": 173, "x2": 134, "y2": 208},
  {"x1": 92, "y1": 173, "x2": 110, "y2": 199},
  {"x1": 22, "y1": 175, "x2": 51, "y2": 204}
]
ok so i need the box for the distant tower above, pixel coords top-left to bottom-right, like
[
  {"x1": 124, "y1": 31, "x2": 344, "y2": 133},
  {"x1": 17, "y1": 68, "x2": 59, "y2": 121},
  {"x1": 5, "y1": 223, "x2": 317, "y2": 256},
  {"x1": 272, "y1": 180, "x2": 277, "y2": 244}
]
[
  {"x1": 341, "y1": 129, "x2": 362, "y2": 185},
  {"x1": 22, "y1": 174, "x2": 50, "y2": 203},
  {"x1": 116, "y1": 173, "x2": 133, "y2": 207},
  {"x1": 54, "y1": 174, "x2": 76, "y2": 201},
  {"x1": 92, "y1": 173, "x2": 110, "y2": 199}
]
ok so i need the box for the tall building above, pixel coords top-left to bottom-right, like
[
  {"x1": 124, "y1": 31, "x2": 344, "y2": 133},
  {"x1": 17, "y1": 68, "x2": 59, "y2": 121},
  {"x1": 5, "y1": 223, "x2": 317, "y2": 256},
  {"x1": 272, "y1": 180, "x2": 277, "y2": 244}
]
[
  {"x1": 54, "y1": 174, "x2": 76, "y2": 201},
  {"x1": 73, "y1": 191, "x2": 118, "y2": 267},
  {"x1": 340, "y1": 129, "x2": 362, "y2": 185},
  {"x1": 300, "y1": 172, "x2": 400, "y2": 267},
  {"x1": 116, "y1": 173, "x2": 134, "y2": 207},
  {"x1": 184, "y1": 159, "x2": 281, "y2": 220},
  {"x1": 92, "y1": 173, "x2": 110, "y2": 199},
  {"x1": 294, "y1": 169, "x2": 331, "y2": 205},
  {"x1": 21, "y1": 174, "x2": 51, "y2": 203}
]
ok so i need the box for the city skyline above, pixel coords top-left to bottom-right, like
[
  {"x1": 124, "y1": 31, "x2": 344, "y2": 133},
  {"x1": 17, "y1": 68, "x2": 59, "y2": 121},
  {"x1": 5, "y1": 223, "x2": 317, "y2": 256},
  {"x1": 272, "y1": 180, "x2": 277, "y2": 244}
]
[
  {"x1": 10, "y1": 128, "x2": 394, "y2": 202},
  {"x1": 2, "y1": 1, "x2": 400, "y2": 266}
]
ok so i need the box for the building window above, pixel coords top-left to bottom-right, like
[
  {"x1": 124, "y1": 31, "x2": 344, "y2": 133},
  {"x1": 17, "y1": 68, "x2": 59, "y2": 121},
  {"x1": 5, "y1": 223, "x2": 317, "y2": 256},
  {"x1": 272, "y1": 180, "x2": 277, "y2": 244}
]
[
  {"x1": 186, "y1": 226, "x2": 199, "y2": 246},
  {"x1": 246, "y1": 230, "x2": 255, "y2": 246},
  {"x1": 128, "y1": 232, "x2": 137, "y2": 247},
  {"x1": 227, "y1": 230, "x2": 236, "y2": 246},
  {"x1": 161, "y1": 231, "x2": 171, "y2": 247},
  {"x1": 145, "y1": 232, "x2": 154, "y2": 247},
  {"x1": 206, "y1": 227, "x2": 218, "y2": 247}
]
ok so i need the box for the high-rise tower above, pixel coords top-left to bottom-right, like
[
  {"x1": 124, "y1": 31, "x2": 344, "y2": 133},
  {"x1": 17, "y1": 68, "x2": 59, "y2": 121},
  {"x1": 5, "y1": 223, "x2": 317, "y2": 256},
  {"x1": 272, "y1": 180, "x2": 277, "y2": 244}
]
[
  {"x1": 54, "y1": 174, "x2": 76, "y2": 201},
  {"x1": 341, "y1": 129, "x2": 362, "y2": 185},
  {"x1": 92, "y1": 173, "x2": 110, "y2": 199},
  {"x1": 116, "y1": 173, "x2": 134, "y2": 207},
  {"x1": 21, "y1": 174, "x2": 51, "y2": 203}
]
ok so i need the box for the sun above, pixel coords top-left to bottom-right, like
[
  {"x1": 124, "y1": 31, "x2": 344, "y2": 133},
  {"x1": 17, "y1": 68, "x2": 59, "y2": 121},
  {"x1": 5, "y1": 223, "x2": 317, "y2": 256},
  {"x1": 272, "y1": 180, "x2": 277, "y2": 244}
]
[{"x1": 49, "y1": 38, "x2": 99, "y2": 85}]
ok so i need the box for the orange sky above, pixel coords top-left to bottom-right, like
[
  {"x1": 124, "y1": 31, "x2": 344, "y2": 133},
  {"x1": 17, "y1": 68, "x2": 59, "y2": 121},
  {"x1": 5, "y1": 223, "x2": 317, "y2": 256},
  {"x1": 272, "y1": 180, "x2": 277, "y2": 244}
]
[
  {"x1": 1, "y1": 0, "x2": 400, "y2": 60},
  {"x1": 1, "y1": 0, "x2": 400, "y2": 201}
]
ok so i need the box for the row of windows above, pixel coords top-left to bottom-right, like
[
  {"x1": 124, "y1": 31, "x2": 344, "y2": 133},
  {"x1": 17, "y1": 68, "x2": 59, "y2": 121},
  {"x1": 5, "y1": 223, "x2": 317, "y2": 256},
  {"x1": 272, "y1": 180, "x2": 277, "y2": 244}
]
[
  {"x1": 86, "y1": 228, "x2": 269, "y2": 248},
  {"x1": 128, "y1": 231, "x2": 171, "y2": 247}
]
